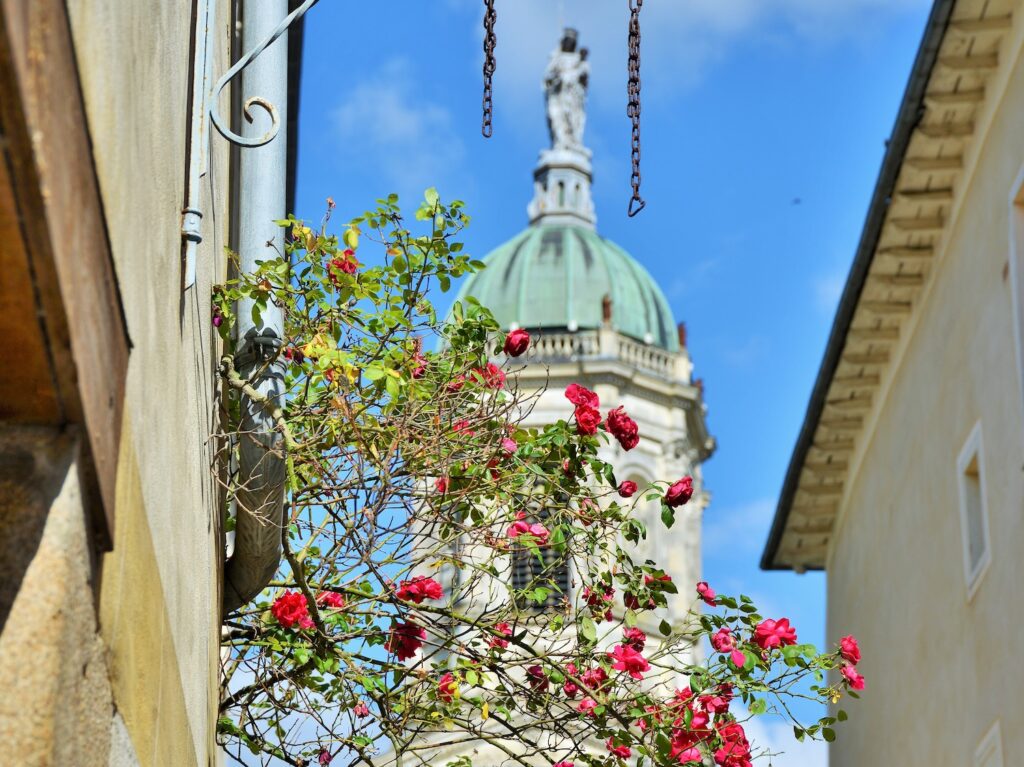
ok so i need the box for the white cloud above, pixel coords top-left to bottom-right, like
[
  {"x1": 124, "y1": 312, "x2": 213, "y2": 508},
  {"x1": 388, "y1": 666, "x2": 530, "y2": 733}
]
[
  {"x1": 704, "y1": 497, "x2": 775, "y2": 557},
  {"x1": 450, "y1": 0, "x2": 929, "y2": 108},
  {"x1": 743, "y1": 711, "x2": 829, "y2": 767},
  {"x1": 333, "y1": 59, "x2": 466, "y2": 200},
  {"x1": 814, "y1": 271, "x2": 846, "y2": 313}
]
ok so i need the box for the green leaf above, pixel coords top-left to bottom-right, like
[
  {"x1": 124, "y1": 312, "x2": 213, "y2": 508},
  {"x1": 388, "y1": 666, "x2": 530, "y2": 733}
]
[
  {"x1": 580, "y1": 616, "x2": 597, "y2": 643},
  {"x1": 823, "y1": 727, "x2": 836, "y2": 742},
  {"x1": 837, "y1": 709, "x2": 848, "y2": 722},
  {"x1": 794, "y1": 726, "x2": 805, "y2": 742},
  {"x1": 424, "y1": 187, "x2": 440, "y2": 207},
  {"x1": 660, "y1": 505, "x2": 676, "y2": 529},
  {"x1": 658, "y1": 619, "x2": 672, "y2": 636}
]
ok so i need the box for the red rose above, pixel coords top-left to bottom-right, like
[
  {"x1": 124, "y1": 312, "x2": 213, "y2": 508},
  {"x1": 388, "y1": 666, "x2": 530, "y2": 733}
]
[
  {"x1": 606, "y1": 406, "x2": 640, "y2": 450},
  {"x1": 753, "y1": 618, "x2": 798, "y2": 650},
  {"x1": 578, "y1": 697, "x2": 598, "y2": 716},
  {"x1": 581, "y1": 666, "x2": 608, "y2": 690},
  {"x1": 574, "y1": 404, "x2": 602, "y2": 435},
  {"x1": 839, "y1": 635, "x2": 861, "y2": 665},
  {"x1": 352, "y1": 701, "x2": 370, "y2": 718},
  {"x1": 386, "y1": 620, "x2": 426, "y2": 660},
  {"x1": 471, "y1": 362, "x2": 506, "y2": 389},
  {"x1": 271, "y1": 591, "x2": 313, "y2": 630},
  {"x1": 396, "y1": 575, "x2": 444, "y2": 604},
  {"x1": 623, "y1": 627, "x2": 646, "y2": 651},
  {"x1": 609, "y1": 644, "x2": 650, "y2": 680},
  {"x1": 526, "y1": 664, "x2": 548, "y2": 691},
  {"x1": 665, "y1": 476, "x2": 694, "y2": 508},
  {"x1": 503, "y1": 328, "x2": 531, "y2": 357},
  {"x1": 564, "y1": 383, "x2": 599, "y2": 408},
  {"x1": 606, "y1": 739, "x2": 631, "y2": 759},
  {"x1": 617, "y1": 480, "x2": 638, "y2": 498},
  {"x1": 437, "y1": 671, "x2": 458, "y2": 702},
  {"x1": 435, "y1": 476, "x2": 449, "y2": 494}
]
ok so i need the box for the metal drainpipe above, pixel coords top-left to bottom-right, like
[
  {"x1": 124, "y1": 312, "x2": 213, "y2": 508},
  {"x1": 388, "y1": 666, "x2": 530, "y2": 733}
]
[{"x1": 223, "y1": 0, "x2": 289, "y2": 615}]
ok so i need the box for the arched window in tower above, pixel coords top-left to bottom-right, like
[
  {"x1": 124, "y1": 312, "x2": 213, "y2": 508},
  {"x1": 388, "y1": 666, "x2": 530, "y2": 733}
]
[
  {"x1": 510, "y1": 487, "x2": 571, "y2": 610},
  {"x1": 574, "y1": 182, "x2": 581, "y2": 206},
  {"x1": 557, "y1": 180, "x2": 566, "y2": 207}
]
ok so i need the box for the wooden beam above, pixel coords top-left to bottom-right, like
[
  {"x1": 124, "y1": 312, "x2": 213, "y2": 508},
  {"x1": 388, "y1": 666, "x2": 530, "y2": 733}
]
[
  {"x1": 0, "y1": 0, "x2": 130, "y2": 545},
  {"x1": 877, "y1": 245, "x2": 934, "y2": 258},
  {"x1": 832, "y1": 374, "x2": 881, "y2": 390},
  {"x1": 799, "y1": 484, "x2": 843, "y2": 497},
  {"x1": 949, "y1": 15, "x2": 1012, "y2": 32},
  {"x1": 861, "y1": 300, "x2": 913, "y2": 315},
  {"x1": 848, "y1": 326, "x2": 900, "y2": 341},
  {"x1": 897, "y1": 187, "x2": 953, "y2": 202},
  {"x1": 917, "y1": 122, "x2": 974, "y2": 139},
  {"x1": 842, "y1": 351, "x2": 890, "y2": 365},
  {"x1": 804, "y1": 460, "x2": 849, "y2": 475},
  {"x1": 890, "y1": 216, "x2": 944, "y2": 231},
  {"x1": 825, "y1": 394, "x2": 873, "y2": 411},
  {"x1": 819, "y1": 415, "x2": 864, "y2": 431},
  {"x1": 869, "y1": 273, "x2": 925, "y2": 287},
  {"x1": 904, "y1": 155, "x2": 962, "y2": 171},
  {"x1": 925, "y1": 88, "x2": 985, "y2": 104},
  {"x1": 938, "y1": 53, "x2": 999, "y2": 70}
]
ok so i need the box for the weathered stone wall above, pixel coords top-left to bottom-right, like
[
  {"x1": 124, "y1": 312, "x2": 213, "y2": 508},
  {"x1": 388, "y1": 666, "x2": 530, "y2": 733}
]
[{"x1": 0, "y1": 427, "x2": 116, "y2": 767}]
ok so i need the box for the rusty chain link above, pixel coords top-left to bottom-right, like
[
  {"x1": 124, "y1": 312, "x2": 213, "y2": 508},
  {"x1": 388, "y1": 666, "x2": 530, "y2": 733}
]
[
  {"x1": 626, "y1": 0, "x2": 645, "y2": 216},
  {"x1": 482, "y1": 0, "x2": 497, "y2": 138}
]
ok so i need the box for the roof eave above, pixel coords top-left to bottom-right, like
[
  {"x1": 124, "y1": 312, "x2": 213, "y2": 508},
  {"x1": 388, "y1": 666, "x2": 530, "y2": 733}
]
[{"x1": 760, "y1": 0, "x2": 957, "y2": 571}]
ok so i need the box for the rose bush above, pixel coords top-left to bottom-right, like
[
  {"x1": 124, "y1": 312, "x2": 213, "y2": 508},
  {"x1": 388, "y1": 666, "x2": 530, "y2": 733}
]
[{"x1": 214, "y1": 192, "x2": 862, "y2": 767}]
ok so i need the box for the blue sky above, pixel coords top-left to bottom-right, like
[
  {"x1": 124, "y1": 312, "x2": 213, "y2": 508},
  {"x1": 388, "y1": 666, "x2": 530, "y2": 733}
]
[{"x1": 293, "y1": 1, "x2": 932, "y2": 762}]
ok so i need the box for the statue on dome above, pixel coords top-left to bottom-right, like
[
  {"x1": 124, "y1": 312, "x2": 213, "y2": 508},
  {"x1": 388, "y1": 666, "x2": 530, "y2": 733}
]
[{"x1": 544, "y1": 28, "x2": 589, "y2": 152}]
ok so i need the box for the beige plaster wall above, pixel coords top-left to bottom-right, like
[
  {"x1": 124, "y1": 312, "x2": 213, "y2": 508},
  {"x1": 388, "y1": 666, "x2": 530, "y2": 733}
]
[
  {"x1": 827, "y1": 19, "x2": 1024, "y2": 767},
  {"x1": 62, "y1": 1, "x2": 235, "y2": 764}
]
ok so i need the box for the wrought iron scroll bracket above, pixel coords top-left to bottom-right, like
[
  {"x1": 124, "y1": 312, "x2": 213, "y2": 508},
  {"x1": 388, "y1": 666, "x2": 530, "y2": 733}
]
[{"x1": 182, "y1": 0, "x2": 319, "y2": 289}]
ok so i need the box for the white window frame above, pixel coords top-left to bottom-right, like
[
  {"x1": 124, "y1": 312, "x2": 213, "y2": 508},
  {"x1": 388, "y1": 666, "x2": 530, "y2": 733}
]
[
  {"x1": 1008, "y1": 165, "x2": 1024, "y2": 430},
  {"x1": 957, "y1": 421, "x2": 991, "y2": 600},
  {"x1": 975, "y1": 721, "x2": 1003, "y2": 767}
]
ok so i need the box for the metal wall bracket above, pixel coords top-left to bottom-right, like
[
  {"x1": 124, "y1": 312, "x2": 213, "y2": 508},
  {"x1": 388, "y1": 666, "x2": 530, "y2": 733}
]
[{"x1": 181, "y1": 0, "x2": 318, "y2": 289}]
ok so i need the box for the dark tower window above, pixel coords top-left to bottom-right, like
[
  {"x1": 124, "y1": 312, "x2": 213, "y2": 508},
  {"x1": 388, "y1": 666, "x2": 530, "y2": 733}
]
[{"x1": 510, "y1": 488, "x2": 570, "y2": 610}]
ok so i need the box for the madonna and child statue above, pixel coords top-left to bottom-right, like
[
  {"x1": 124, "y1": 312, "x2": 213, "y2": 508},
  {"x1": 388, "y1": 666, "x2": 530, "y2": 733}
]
[{"x1": 544, "y1": 28, "x2": 590, "y2": 156}]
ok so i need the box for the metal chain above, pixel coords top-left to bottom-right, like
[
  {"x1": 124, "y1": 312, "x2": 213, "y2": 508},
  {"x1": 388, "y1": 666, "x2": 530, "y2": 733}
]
[
  {"x1": 626, "y1": 0, "x2": 646, "y2": 216},
  {"x1": 482, "y1": 0, "x2": 497, "y2": 138}
]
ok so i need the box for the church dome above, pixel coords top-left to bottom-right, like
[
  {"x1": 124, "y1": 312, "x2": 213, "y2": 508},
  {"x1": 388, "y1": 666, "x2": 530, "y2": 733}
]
[{"x1": 456, "y1": 223, "x2": 680, "y2": 352}]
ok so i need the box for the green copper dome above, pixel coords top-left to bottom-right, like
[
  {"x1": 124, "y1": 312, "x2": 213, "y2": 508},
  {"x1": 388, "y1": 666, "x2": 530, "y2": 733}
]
[{"x1": 456, "y1": 224, "x2": 679, "y2": 352}]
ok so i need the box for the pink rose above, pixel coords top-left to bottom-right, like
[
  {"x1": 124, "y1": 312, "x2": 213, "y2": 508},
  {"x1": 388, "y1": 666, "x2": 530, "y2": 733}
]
[
  {"x1": 841, "y1": 664, "x2": 866, "y2": 690},
  {"x1": 581, "y1": 666, "x2": 608, "y2": 690},
  {"x1": 452, "y1": 419, "x2": 476, "y2": 436},
  {"x1": 526, "y1": 664, "x2": 548, "y2": 691},
  {"x1": 352, "y1": 701, "x2": 370, "y2": 718},
  {"x1": 617, "y1": 480, "x2": 638, "y2": 498},
  {"x1": 711, "y1": 627, "x2": 735, "y2": 652},
  {"x1": 553, "y1": 762, "x2": 575, "y2": 767},
  {"x1": 731, "y1": 649, "x2": 747, "y2": 668},
  {"x1": 501, "y1": 437, "x2": 518, "y2": 455},
  {"x1": 609, "y1": 644, "x2": 650, "y2": 680},
  {"x1": 318, "y1": 750, "x2": 332, "y2": 766},
  {"x1": 577, "y1": 697, "x2": 598, "y2": 717},
  {"x1": 503, "y1": 328, "x2": 531, "y2": 357},
  {"x1": 565, "y1": 383, "x2": 599, "y2": 408},
  {"x1": 839, "y1": 635, "x2": 861, "y2": 665},
  {"x1": 696, "y1": 581, "x2": 717, "y2": 606},
  {"x1": 435, "y1": 476, "x2": 449, "y2": 494},
  {"x1": 606, "y1": 406, "x2": 640, "y2": 450},
  {"x1": 317, "y1": 591, "x2": 345, "y2": 609},
  {"x1": 395, "y1": 576, "x2": 444, "y2": 604},
  {"x1": 665, "y1": 476, "x2": 694, "y2": 508},
  {"x1": 411, "y1": 353, "x2": 427, "y2": 379},
  {"x1": 489, "y1": 621, "x2": 512, "y2": 650},
  {"x1": 574, "y1": 404, "x2": 602, "y2": 435},
  {"x1": 753, "y1": 618, "x2": 798, "y2": 650}
]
